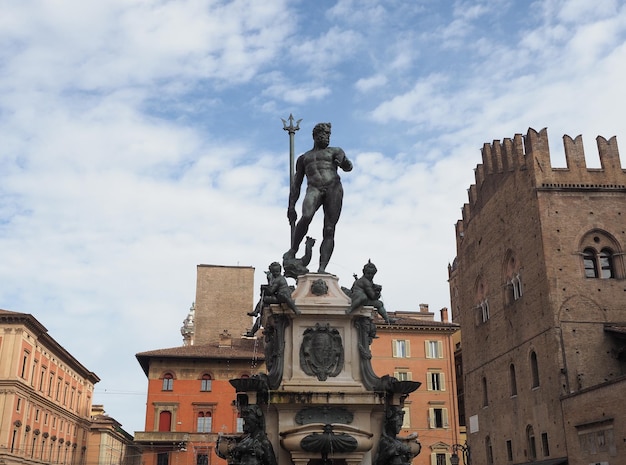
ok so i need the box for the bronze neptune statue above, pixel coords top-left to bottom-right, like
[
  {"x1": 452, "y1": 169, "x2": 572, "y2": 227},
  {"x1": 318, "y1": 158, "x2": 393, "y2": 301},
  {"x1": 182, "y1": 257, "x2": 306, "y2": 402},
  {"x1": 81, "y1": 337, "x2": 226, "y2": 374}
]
[{"x1": 286, "y1": 122, "x2": 353, "y2": 273}]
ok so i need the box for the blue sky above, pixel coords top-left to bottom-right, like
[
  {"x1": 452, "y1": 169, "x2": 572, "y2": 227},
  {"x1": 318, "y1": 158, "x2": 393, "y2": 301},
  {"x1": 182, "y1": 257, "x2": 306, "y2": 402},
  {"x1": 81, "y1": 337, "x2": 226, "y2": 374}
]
[{"x1": 1, "y1": 0, "x2": 626, "y2": 434}]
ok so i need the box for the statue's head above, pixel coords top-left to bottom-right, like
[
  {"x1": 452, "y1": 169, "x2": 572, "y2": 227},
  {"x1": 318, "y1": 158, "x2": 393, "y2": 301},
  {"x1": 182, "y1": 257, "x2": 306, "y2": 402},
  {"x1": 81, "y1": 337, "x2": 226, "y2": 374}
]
[
  {"x1": 269, "y1": 262, "x2": 282, "y2": 276},
  {"x1": 385, "y1": 405, "x2": 405, "y2": 436},
  {"x1": 241, "y1": 404, "x2": 264, "y2": 433},
  {"x1": 312, "y1": 123, "x2": 331, "y2": 147},
  {"x1": 363, "y1": 260, "x2": 377, "y2": 277}
]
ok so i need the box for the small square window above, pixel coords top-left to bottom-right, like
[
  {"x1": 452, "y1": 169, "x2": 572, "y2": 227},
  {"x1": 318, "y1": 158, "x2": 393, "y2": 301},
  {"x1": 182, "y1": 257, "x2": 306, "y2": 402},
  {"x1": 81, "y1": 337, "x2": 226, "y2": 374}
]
[
  {"x1": 425, "y1": 340, "x2": 443, "y2": 359},
  {"x1": 162, "y1": 375, "x2": 174, "y2": 391},
  {"x1": 427, "y1": 372, "x2": 445, "y2": 391},
  {"x1": 392, "y1": 340, "x2": 410, "y2": 358},
  {"x1": 200, "y1": 375, "x2": 212, "y2": 392}
]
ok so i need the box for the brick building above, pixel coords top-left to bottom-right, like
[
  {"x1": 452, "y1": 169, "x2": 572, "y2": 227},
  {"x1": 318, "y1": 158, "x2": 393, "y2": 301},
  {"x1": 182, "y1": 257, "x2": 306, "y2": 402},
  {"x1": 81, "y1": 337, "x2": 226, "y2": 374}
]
[
  {"x1": 134, "y1": 265, "x2": 264, "y2": 465},
  {"x1": 449, "y1": 128, "x2": 626, "y2": 465},
  {"x1": 0, "y1": 309, "x2": 100, "y2": 465},
  {"x1": 370, "y1": 305, "x2": 460, "y2": 465}
]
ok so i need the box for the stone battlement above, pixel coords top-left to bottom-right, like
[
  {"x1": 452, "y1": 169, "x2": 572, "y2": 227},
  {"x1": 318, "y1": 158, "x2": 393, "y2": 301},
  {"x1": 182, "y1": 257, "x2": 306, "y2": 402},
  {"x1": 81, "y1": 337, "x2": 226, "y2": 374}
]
[{"x1": 456, "y1": 127, "x2": 624, "y2": 239}]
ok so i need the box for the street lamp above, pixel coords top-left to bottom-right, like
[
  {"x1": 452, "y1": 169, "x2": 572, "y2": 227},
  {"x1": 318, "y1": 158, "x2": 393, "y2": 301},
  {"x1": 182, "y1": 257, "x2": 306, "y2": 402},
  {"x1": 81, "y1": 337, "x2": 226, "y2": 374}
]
[{"x1": 450, "y1": 442, "x2": 470, "y2": 465}]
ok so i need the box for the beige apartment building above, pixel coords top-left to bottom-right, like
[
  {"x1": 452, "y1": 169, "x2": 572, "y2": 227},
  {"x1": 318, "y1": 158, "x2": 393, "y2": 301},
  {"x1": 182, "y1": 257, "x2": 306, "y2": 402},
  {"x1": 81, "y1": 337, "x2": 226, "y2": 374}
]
[
  {"x1": 449, "y1": 128, "x2": 626, "y2": 465},
  {"x1": 87, "y1": 405, "x2": 141, "y2": 465},
  {"x1": 371, "y1": 306, "x2": 461, "y2": 465},
  {"x1": 0, "y1": 309, "x2": 100, "y2": 465}
]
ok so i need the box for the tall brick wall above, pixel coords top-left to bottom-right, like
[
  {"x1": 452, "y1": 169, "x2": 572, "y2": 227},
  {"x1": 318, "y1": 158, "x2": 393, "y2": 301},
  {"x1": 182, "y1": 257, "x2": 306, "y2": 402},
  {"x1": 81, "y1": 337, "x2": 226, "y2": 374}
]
[
  {"x1": 194, "y1": 265, "x2": 255, "y2": 344},
  {"x1": 450, "y1": 128, "x2": 626, "y2": 465}
]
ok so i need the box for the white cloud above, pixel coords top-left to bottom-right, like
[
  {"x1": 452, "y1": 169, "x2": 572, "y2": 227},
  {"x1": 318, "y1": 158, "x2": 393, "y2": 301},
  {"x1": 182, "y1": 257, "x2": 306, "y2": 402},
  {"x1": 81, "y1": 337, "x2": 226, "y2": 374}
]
[
  {"x1": 261, "y1": 73, "x2": 332, "y2": 104},
  {"x1": 327, "y1": 0, "x2": 387, "y2": 24},
  {"x1": 355, "y1": 74, "x2": 388, "y2": 93},
  {"x1": 289, "y1": 27, "x2": 363, "y2": 75}
]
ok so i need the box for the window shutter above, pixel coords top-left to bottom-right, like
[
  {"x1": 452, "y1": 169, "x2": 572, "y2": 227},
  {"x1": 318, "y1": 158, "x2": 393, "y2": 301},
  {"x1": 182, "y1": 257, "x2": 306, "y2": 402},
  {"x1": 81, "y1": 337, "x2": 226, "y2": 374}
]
[
  {"x1": 430, "y1": 453, "x2": 437, "y2": 465},
  {"x1": 407, "y1": 371, "x2": 412, "y2": 381},
  {"x1": 441, "y1": 373, "x2": 446, "y2": 391},
  {"x1": 425, "y1": 341, "x2": 431, "y2": 358},
  {"x1": 392, "y1": 340, "x2": 398, "y2": 357},
  {"x1": 427, "y1": 373, "x2": 433, "y2": 390},
  {"x1": 443, "y1": 408, "x2": 449, "y2": 428},
  {"x1": 402, "y1": 407, "x2": 411, "y2": 429},
  {"x1": 428, "y1": 408, "x2": 435, "y2": 428},
  {"x1": 405, "y1": 340, "x2": 411, "y2": 358},
  {"x1": 394, "y1": 371, "x2": 399, "y2": 379}
]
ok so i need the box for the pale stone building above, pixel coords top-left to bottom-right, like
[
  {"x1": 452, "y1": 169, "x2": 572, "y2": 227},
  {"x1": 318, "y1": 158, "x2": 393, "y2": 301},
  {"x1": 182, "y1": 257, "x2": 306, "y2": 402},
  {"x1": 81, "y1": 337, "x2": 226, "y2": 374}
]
[{"x1": 87, "y1": 405, "x2": 141, "y2": 465}]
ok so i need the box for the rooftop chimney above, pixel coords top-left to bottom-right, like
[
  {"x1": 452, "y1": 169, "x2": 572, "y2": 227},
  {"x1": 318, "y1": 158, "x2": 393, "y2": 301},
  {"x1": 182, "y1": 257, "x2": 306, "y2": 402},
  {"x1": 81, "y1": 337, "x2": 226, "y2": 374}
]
[{"x1": 219, "y1": 330, "x2": 233, "y2": 348}]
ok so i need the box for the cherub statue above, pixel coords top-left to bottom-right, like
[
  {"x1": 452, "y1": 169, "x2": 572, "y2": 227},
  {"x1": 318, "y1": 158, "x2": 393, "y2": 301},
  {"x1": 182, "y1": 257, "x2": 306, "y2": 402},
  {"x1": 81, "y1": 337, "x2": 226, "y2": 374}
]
[
  {"x1": 346, "y1": 260, "x2": 392, "y2": 323},
  {"x1": 245, "y1": 262, "x2": 300, "y2": 337}
]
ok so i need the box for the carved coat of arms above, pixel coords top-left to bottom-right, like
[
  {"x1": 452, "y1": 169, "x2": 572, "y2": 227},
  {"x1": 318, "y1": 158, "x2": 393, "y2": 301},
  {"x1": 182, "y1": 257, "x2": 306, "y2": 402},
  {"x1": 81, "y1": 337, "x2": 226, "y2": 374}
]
[{"x1": 299, "y1": 323, "x2": 344, "y2": 381}]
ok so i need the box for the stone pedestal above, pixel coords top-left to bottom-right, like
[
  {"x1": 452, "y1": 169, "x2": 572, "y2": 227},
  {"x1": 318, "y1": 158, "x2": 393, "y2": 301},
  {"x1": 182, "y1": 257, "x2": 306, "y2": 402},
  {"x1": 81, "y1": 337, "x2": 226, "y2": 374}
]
[{"x1": 229, "y1": 273, "x2": 420, "y2": 465}]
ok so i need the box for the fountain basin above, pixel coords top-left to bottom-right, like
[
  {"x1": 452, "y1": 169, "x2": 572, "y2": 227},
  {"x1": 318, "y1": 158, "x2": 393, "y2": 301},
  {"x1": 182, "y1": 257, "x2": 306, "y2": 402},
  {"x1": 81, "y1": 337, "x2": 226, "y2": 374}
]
[{"x1": 280, "y1": 423, "x2": 374, "y2": 454}]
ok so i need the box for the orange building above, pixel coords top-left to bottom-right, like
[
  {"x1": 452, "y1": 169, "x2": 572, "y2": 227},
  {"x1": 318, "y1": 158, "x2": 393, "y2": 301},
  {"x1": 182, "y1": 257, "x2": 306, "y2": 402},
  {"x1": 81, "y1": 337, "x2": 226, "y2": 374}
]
[
  {"x1": 133, "y1": 334, "x2": 263, "y2": 465},
  {"x1": 0, "y1": 309, "x2": 100, "y2": 465},
  {"x1": 134, "y1": 265, "x2": 264, "y2": 465},
  {"x1": 371, "y1": 305, "x2": 460, "y2": 465}
]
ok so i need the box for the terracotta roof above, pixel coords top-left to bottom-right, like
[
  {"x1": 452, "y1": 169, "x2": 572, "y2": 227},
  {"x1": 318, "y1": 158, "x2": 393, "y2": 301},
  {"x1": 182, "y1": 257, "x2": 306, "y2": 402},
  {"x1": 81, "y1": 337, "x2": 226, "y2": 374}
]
[
  {"x1": 374, "y1": 314, "x2": 460, "y2": 331},
  {"x1": 135, "y1": 338, "x2": 264, "y2": 376}
]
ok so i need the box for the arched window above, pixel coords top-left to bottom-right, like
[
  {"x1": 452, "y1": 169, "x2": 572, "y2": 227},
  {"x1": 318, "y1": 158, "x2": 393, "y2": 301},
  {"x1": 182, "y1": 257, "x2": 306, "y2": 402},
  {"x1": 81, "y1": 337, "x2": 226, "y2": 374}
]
[
  {"x1": 479, "y1": 300, "x2": 490, "y2": 322},
  {"x1": 475, "y1": 277, "x2": 489, "y2": 323},
  {"x1": 526, "y1": 425, "x2": 537, "y2": 460},
  {"x1": 485, "y1": 435, "x2": 494, "y2": 465},
  {"x1": 509, "y1": 364, "x2": 517, "y2": 396},
  {"x1": 482, "y1": 376, "x2": 488, "y2": 407},
  {"x1": 583, "y1": 248, "x2": 598, "y2": 278},
  {"x1": 599, "y1": 249, "x2": 614, "y2": 278},
  {"x1": 503, "y1": 252, "x2": 523, "y2": 304},
  {"x1": 158, "y1": 411, "x2": 171, "y2": 432},
  {"x1": 530, "y1": 351, "x2": 540, "y2": 388},
  {"x1": 196, "y1": 411, "x2": 212, "y2": 433},
  {"x1": 162, "y1": 373, "x2": 174, "y2": 391},
  {"x1": 200, "y1": 374, "x2": 212, "y2": 392},
  {"x1": 584, "y1": 247, "x2": 615, "y2": 278},
  {"x1": 579, "y1": 230, "x2": 621, "y2": 279}
]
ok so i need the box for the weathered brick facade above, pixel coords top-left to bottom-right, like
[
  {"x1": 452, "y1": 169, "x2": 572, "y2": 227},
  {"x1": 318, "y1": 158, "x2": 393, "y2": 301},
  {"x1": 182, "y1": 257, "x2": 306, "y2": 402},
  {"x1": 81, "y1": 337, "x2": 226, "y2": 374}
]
[
  {"x1": 194, "y1": 265, "x2": 255, "y2": 344},
  {"x1": 449, "y1": 128, "x2": 626, "y2": 465}
]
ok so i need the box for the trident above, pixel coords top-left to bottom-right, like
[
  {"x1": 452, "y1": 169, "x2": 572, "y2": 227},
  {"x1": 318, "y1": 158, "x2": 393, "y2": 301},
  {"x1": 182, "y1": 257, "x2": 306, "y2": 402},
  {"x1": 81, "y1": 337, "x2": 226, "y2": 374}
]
[{"x1": 282, "y1": 114, "x2": 302, "y2": 238}]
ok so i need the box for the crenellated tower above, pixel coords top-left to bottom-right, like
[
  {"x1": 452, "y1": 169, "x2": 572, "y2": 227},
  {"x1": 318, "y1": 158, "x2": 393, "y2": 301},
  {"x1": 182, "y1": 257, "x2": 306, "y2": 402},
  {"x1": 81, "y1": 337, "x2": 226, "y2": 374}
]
[
  {"x1": 455, "y1": 128, "x2": 625, "y2": 252},
  {"x1": 449, "y1": 128, "x2": 626, "y2": 465}
]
